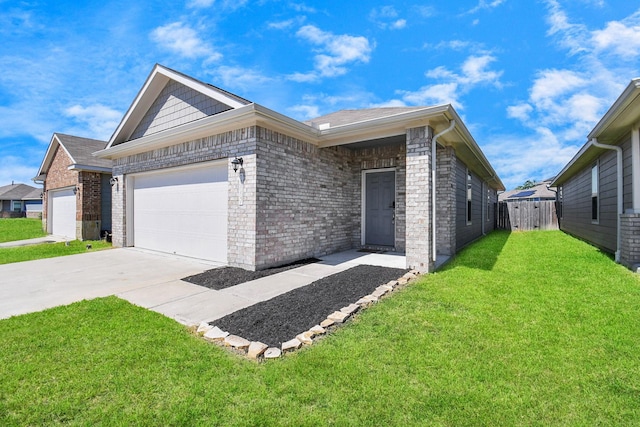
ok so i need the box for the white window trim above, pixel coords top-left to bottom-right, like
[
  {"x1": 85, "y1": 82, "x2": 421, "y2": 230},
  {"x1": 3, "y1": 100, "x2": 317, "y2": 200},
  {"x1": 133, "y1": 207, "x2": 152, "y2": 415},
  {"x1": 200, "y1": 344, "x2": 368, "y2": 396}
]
[
  {"x1": 591, "y1": 161, "x2": 599, "y2": 224},
  {"x1": 466, "y1": 169, "x2": 472, "y2": 226}
]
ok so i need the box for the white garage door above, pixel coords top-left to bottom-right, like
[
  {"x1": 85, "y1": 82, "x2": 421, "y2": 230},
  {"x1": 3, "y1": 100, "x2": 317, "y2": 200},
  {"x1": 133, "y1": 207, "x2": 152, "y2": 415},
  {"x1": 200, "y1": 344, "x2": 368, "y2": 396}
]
[
  {"x1": 50, "y1": 188, "x2": 76, "y2": 239},
  {"x1": 132, "y1": 162, "x2": 228, "y2": 262}
]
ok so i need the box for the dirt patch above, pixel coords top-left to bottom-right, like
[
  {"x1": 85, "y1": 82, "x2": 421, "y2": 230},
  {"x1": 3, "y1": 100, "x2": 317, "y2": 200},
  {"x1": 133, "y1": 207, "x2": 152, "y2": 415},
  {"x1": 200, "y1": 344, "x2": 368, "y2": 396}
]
[
  {"x1": 183, "y1": 258, "x2": 319, "y2": 290},
  {"x1": 210, "y1": 265, "x2": 407, "y2": 347}
]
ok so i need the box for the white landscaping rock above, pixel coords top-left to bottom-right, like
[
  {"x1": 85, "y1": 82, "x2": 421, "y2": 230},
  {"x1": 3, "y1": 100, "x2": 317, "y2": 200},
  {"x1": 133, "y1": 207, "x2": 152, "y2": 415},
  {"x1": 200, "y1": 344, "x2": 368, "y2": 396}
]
[
  {"x1": 247, "y1": 341, "x2": 268, "y2": 359},
  {"x1": 386, "y1": 280, "x2": 399, "y2": 289},
  {"x1": 282, "y1": 338, "x2": 302, "y2": 352},
  {"x1": 327, "y1": 311, "x2": 350, "y2": 323},
  {"x1": 224, "y1": 335, "x2": 251, "y2": 349},
  {"x1": 296, "y1": 333, "x2": 313, "y2": 345},
  {"x1": 320, "y1": 318, "x2": 335, "y2": 328},
  {"x1": 309, "y1": 325, "x2": 326, "y2": 335},
  {"x1": 264, "y1": 347, "x2": 282, "y2": 359},
  {"x1": 340, "y1": 303, "x2": 359, "y2": 315},
  {"x1": 397, "y1": 277, "x2": 409, "y2": 285},
  {"x1": 196, "y1": 322, "x2": 214, "y2": 334},
  {"x1": 203, "y1": 326, "x2": 229, "y2": 341},
  {"x1": 372, "y1": 288, "x2": 387, "y2": 298},
  {"x1": 403, "y1": 272, "x2": 417, "y2": 280}
]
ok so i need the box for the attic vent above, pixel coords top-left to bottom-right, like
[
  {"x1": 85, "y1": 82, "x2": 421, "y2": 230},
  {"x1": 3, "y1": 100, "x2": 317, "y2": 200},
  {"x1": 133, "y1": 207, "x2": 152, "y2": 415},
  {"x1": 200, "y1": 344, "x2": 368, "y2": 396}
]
[{"x1": 318, "y1": 123, "x2": 331, "y2": 130}]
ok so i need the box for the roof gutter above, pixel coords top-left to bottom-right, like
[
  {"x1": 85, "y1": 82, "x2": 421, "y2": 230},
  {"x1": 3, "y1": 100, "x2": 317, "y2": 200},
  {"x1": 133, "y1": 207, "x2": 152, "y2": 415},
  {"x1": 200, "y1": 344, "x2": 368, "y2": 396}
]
[
  {"x1": 431, "y1": 120, "x2": 456, "y2": 263},
  {"x1": 590, "y1": 137, "x2": 623, "y2": 262}
]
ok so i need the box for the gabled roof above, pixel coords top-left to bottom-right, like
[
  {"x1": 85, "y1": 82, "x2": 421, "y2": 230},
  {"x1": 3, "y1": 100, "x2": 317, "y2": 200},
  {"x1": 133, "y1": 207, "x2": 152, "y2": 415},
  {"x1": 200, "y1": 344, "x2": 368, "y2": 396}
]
[
  {"x1": 107, "y1": 64, "x2": 251, "y2": 148},
  {"x1": 0, "y1": 183, "x2": 41, "y2": 201},
  {"x1": 553, "y1": 78, "x2": 640, "y2": 186},
  {"x1": 35, "y1": 133, "x2": 110, "y2": 180},
  {"x1": 96, "y1": 66, "x2": 504, "y2": 191}
]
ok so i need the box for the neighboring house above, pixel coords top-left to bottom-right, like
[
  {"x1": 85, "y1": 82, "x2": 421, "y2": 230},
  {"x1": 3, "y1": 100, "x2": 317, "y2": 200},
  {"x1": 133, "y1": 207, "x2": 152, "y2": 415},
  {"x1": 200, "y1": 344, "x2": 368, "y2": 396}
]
[
  {"x1": 552, "y1": 78, "x2": 640, "y2": 269},
  {"x1": 96, "y1": 64, "x2": 504, "y2": 272},
  {"x1": 0, "y1": 183, "x2": 43, "y2": 218},
  {"x1": 34, "y1": 133, "x2": 112, "y2": 240},
  {"x1": 498, "y1": 180, "x2": 557, "y2": 202}
]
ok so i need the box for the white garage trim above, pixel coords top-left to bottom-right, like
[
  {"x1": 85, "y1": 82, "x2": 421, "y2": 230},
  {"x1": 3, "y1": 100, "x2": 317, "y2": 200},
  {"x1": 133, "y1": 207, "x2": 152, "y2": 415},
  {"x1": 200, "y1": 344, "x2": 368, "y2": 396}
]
[
  {"x1": 128, "y1": 161, "x2": 228, "y2": 263},
  {"x1": 48, "y1": 187, "x2": 77, "y2": 239}
]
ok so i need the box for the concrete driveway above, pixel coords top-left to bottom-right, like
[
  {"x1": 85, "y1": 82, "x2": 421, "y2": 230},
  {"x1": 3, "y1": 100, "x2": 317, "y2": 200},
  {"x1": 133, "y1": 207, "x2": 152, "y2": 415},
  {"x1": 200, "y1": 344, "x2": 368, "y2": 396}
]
[
  {"x1": 0, "y1": 247, "x2": 407, "y2": 326},
  {"x1": 0, "y1": 248, "x2": 220, "y2": 324}
]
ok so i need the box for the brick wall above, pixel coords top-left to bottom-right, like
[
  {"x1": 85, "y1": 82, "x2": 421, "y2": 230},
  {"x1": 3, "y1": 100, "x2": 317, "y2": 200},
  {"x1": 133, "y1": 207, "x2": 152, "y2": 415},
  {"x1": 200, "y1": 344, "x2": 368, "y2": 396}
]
[
  {"x1": 620, "y1": 213, "x2": 640, "y2": 269},
  {"x1": 436, "y1": 145, "x2": 457, "y2": 256},
  {"x1": 253, "y1": 126, "x2": 357, "y2": 269},
  {"x1": 405, "y1": 126, "x2": 433, "y2": 272}
]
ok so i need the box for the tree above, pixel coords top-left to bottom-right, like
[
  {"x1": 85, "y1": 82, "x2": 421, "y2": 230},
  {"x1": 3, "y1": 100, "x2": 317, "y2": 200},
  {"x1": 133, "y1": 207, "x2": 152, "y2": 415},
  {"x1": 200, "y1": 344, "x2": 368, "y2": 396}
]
[{"x1": 515, "y1": 180, "x2": 537, "y2": 190}]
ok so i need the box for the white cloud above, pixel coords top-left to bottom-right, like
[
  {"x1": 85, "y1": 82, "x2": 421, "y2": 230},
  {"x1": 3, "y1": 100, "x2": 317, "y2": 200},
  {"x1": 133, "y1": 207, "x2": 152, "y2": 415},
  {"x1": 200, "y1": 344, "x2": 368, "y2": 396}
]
[
  {"x1": 150, "y1": 22, "x2": 222, "y2": 62},
  {"x1": 64, "y1": 104, "x2": 122, "y2": 141},
  {"x1": 370, "y1": 6, "x2": 407, "y2": 30},
  {"x1": 186, "y1": 0, "x2": 247, "y2": 9},
  {"x1": 400, "y1": 83, "x2": 461, "y2": 108},
  {"x1": 466, "y1": 0, "x2": 506, "y2": 15},
  {"x1": 293, "y1": 25, "x2": 373, "y2": 79},
  {"x1": 288, "y1": 104, "x2": 320, "y2": 120},
  {"x1": 592, "y1": 10, "x2": 640, "y2": 57},
  {"x1": 507, "y1": 103, "x2": 533, "y2": 121},
  {"x1": 213, "y1": 66, "x2": 273, "y2": 91},
  {"x1": 0, "y1": 155, "x2": 41, "y2": 186},
  {"x1": 289, "y1": 3, "x2": 317, "y2": 13}
]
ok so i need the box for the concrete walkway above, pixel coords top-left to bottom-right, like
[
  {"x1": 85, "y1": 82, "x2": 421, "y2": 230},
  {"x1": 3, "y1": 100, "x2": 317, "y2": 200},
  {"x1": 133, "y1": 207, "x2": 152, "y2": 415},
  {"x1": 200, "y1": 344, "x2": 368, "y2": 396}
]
[
  {"x1": 0, "y1": 247, "x2": 406, "y2": 326},
  {"x1": 0, "y1": 235, "x2": 67, "y2": 248}
]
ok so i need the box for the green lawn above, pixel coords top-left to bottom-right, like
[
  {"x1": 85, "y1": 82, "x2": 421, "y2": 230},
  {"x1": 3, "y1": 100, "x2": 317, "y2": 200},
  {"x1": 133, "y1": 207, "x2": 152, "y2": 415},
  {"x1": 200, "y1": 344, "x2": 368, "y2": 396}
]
[
  {"x1": 0, "y1": 239, "x2": 112, "y2": 265},
  {"x1": 1, "y1": 231, "x2": 639, "y2": 425},
  {"x1": 0, "y1": 218, "x2": 46, "y2": 242}
]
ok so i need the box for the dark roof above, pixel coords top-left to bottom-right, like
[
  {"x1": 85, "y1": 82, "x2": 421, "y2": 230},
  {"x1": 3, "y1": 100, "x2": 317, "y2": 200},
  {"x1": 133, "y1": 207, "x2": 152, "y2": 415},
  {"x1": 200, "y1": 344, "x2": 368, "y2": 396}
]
[
  {"x1": 498, "y1": 181, "x2": 557, "y2": 201},
  {"x1": 304, "y1": 107, "x2": 429, "y2": 128},
  {"x1": 0, "y1": 183, "x2": 42, "y2": 201},
  {"x1": 55, "y1": 134, "x2": 111, "y2": 168}
]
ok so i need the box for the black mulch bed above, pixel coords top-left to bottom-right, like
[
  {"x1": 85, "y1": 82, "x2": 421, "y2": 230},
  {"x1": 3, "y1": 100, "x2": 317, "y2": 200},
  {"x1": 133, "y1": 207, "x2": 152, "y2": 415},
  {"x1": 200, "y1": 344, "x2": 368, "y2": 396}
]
[
  {"x1": 183, "y1": 258, "x2": 319, "y2": 290},
  {"x1": 210, "y1": 264, "x2": 408, "y2": 348}
]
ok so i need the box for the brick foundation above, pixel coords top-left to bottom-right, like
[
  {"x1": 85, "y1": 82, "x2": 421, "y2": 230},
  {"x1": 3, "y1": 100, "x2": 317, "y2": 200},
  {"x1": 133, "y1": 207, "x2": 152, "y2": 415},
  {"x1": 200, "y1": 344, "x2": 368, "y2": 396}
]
[{"x1": 620, "y1": 213, "x2": 640, "y2": 269}]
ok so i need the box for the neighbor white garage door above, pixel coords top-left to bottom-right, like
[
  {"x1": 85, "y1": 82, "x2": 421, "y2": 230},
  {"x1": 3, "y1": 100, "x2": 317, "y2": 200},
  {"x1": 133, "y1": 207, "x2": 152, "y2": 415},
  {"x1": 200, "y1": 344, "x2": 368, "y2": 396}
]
[
  {"x1": 132, "y1": 162, "x2": 228, "y2": 262},
  {"x1": 50, "y1": 188, "x2": 76, "y2": 239}
]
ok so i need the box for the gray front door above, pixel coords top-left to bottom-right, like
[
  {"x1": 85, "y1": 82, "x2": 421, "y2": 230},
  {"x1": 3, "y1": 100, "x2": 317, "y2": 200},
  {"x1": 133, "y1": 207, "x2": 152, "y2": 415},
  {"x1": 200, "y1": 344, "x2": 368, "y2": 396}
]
[{"x1": 365, "y1": 171, "x2": 395, "y2": 246}]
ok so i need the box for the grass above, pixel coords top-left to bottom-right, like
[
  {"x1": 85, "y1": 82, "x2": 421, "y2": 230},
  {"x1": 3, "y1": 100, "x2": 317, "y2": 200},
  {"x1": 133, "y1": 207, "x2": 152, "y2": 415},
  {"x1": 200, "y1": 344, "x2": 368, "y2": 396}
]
[
  {"x1": 0, "y1": 218, "x2": 46, "y2": 242},
  {"x1": 1, "y1": 231, "x2": 639, "y2": 425},
  {"x1": 0, "y1": 240, "x2": 112, "y2": 264}
]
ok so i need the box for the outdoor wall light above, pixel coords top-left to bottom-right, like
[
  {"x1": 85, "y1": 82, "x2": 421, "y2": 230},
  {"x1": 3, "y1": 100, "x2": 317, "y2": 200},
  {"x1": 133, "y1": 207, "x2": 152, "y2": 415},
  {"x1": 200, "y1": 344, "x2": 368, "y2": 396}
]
[
  {"x1": 231, "y1": 157, "x2": 244, "y2": 173},
  {"x1": 110, "y1": 176, "x2": 118, "y2": 186},
  {"x1": 73, "y1": 186, "x2": 78, "y2": 195}
]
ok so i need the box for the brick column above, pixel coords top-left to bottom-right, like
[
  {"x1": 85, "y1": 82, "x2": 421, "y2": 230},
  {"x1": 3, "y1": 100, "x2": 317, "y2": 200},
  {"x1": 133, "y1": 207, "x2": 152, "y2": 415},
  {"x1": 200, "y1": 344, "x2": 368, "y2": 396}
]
[
  {"x1": 620, "y1": 213, "x2": 640, "y2": 270},
  {"x1": 405, "y1": 126, "x2": 433, "y2": 272},
  {"x1": 436, "y1": 146, "x2": 457, "y2": 256},
  {"x1": 110, "y1": 174, "x2": 126, "y2": 247}
]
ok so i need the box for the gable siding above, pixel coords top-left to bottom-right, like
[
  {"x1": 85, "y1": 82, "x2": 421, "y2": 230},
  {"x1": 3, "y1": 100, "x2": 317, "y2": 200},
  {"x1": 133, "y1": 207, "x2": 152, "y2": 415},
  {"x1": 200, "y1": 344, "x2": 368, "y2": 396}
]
[
  {"x1": 560, "y1": 146, "x2": 622, "y2": 253},
  {"x1": 622, "y1": 136, "x2": 633, "y2": 211},
  {"x1": 455, "y1": 159, "x2": 484, "y2": 249},
  {"x1": 130, "y1": 80, "x2": 233, "y2": 140}
]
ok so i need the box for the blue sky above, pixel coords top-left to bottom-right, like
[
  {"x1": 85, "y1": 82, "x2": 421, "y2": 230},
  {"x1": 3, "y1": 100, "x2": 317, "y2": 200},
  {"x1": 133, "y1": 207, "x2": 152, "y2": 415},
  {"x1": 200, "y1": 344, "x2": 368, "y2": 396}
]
[{"x1": 1, "y1": 0, "x2": 639, "y2": 190}]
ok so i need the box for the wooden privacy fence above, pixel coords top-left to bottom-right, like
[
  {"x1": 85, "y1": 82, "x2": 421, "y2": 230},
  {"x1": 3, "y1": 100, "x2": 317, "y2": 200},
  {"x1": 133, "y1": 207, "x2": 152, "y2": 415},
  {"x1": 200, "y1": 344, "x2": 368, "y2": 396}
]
[{"x1": 496, "y1": 201, "x2": 559, "y2": 231}]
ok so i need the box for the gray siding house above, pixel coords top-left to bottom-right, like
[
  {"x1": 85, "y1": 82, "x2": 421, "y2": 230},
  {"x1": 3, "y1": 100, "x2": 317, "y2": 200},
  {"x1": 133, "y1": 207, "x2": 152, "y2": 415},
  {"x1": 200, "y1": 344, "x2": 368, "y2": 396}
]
[
  {"x1": 552, "y1": 78, "x2": 640, "y2": 269},
  {"x1": 97, "y1": 64, "x2": 503, "y2": 272}
]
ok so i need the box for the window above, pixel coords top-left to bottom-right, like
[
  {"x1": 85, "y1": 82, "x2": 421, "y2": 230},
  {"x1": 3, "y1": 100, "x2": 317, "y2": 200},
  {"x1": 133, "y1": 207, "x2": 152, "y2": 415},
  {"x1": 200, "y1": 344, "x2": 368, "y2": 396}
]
[
  {"x1": 591, "y1": 163, "x2": 599, "y2": 223},
  {"x1": 12, "y1": 201, "x2": 22, "y2": 212},
  {"x1": 467, "y1": 170, "x2": 472, "y2": 224}
]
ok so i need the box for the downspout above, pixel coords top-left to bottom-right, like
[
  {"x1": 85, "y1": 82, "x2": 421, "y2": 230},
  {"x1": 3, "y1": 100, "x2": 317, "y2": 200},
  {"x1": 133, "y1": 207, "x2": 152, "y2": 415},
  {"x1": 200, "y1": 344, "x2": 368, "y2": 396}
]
[
  {"x1": 431, "y1": 120, "x2": 456, "y2": 263},
  {"x1": 590, "y1": 138, "x2": 623, "y2": 262}
]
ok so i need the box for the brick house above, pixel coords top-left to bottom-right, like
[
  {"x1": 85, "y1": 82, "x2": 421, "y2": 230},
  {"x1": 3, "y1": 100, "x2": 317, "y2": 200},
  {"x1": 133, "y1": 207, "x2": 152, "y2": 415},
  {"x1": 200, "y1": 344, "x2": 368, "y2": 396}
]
[
  {"x1": 97, "y1": 64, "x2": 504, "y2": 272},
  {"x1": 35, "y1": 133, "x2": 112, "y2": 240},
  {"x1": 552, "y1": 78, "x2": 640, "y2": 270}
]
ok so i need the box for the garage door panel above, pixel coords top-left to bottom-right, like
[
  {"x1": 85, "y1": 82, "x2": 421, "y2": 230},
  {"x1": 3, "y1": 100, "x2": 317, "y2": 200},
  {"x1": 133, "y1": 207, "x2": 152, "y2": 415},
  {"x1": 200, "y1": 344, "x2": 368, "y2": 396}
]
[
  {"x1": 50, "y1": 189, "x2": 76, "y2": 239},
  {"x1": 132, "y1": 164, "x2": 228, "y2": 262}
]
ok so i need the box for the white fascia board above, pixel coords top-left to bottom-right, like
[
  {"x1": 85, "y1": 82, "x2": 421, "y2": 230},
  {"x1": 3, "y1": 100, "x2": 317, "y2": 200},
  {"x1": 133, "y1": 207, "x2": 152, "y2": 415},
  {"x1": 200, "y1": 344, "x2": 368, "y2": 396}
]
[
  {"x1": 36, "y1": 134, "x2": 75, "y2": 177},
  {"x1": 317, "y1": 105, "x2": 452, "y2": 147},
  {"x1": 97, "y1": 104, "x2": 318, "y2": 159},
  {"x1": 588, "y1": 78, "x2": 640, "y2": 140},
  {"x1": 67, "y1": 164, "x2": 113, "y2": 173}
]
